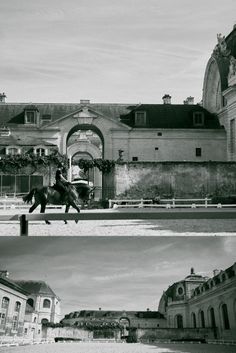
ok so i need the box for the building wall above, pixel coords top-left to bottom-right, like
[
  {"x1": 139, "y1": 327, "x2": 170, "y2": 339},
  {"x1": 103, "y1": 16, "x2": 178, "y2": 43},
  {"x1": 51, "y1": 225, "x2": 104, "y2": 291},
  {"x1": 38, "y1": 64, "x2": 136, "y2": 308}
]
[
  {"x1": 26, "y1": 294, "x2": 61, "y2": 325},
  {"x1": 114, "y1": 161, "x2": 236, "y2": 198},
  {"x1": 0, "y1": 283, "x2": 27, "y2": 336}
]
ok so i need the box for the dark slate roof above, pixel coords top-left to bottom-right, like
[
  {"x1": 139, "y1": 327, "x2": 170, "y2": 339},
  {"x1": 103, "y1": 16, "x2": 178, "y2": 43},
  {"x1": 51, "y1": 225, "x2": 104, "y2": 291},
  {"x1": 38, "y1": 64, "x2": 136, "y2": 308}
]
[
  {"x1": 120, "y1": 104, "x2": 221, "y2": 129},
  {"x1": 0, "y1": 103, "x2": 132, "y2": 126},
  {"x1": 14, "y1": 280, "x2": 59, "y2": 299},
  {"x1": 0, "y1": 102, "x2": 221, "y2": 130},
  {"x1": 0, "y1": 276, "x2": 29, "y2": 296}
]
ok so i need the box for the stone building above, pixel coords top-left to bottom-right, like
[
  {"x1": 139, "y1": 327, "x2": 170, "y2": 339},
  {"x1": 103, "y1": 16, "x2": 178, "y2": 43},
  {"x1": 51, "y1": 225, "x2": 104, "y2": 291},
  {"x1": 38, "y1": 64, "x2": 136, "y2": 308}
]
[
  {"x1": 158, "y1": 262, "x2": 236, "y2": 341},
  {"x1": 0, "y1": 271, "x2": 27, "y2": 337},
  {"x1": 203, "y1": 25, "x2": 236, "y2": 160}
]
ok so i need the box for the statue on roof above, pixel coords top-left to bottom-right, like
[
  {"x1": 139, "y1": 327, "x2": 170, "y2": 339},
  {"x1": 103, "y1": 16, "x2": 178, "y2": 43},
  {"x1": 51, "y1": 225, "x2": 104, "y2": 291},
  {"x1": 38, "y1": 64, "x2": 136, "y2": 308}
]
[
  {"x1": 228, "y1": 55, "x2": 236, "y2": 79},
  {"x1": 213, "y1": 33, "x2": 231, "y2": 57}
]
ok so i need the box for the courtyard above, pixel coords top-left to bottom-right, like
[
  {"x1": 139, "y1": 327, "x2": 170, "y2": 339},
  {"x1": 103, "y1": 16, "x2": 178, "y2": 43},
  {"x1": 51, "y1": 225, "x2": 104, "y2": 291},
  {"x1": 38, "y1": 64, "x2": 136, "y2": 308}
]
[{"x1": 0, "y1": 342, "x2": 236, "y2": 353}]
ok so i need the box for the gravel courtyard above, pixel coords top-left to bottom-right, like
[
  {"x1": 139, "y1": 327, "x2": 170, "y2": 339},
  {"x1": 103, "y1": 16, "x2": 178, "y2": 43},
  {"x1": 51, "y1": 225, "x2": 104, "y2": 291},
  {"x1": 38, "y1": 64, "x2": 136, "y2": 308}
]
[
  {"x1": 1, "y1": 342, "x2": 236, "y2": 353},
  {"x1": 1, "y1": 208, "x2": 236, "y2": 236}
]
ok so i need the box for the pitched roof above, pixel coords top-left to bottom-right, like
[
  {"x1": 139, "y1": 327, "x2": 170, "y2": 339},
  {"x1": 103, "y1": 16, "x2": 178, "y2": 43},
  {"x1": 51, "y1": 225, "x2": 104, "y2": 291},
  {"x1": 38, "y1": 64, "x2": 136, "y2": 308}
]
[
  {"x1": 0, "y1": 102, "x2": 221, "y2": 130},
  {"x1": 65, "y1": 310, "x2": 164, "y2": 320},
  {"x1": 0, "y1": 134, "x2": 56, "y2": 146},
  {"x1": 0, "y1": 276, "x2": 28, "y2": 296},
  {"x1": 0, "y1": 103, "x2": 132, "y2": 126},
  {"x1": 14, "y1": 280, "x2": 59, "y2": 299},
  {"x1": 120, "y1": 104, "x2": 221, "y2": 129}
]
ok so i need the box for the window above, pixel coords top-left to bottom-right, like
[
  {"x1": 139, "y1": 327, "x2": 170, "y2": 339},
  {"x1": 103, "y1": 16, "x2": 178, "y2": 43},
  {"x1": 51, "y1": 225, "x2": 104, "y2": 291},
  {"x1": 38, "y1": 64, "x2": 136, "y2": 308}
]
[
  {"x1": 177, "y1": 287, "x2": 183, "y2": 295},
  {"x1": 176, "y1": 314, "x2": 183, "y2": 328},
  {"x1": 222, "y1": 304, "x2": 230, "y2": 329},
  {"x1": 193, "y1": 112, "x2": 204, "y2": 127},
  {"x1": 230, "y1": 119, "x2": 235, "y2": 155},
  {"x1": 12, "y1": 315, "x2": 18, "y2": 331},
  {"x1": 135, "y1": 111, "x2": 146, "y2": 126},
  {"x1": 15, "y1": 302, "x2": 21, "y2": 312},
  {"x1": 1, "y1": 297, "x2": 9, "y2": 309},
  {"x1": 25, "y1": 111, "x2": 36, "y2": 124},
  {"x1": 7, "y1": 147, "x2": 19, "y2": 156},
  {"x1": 35, "y1": 148, "x2": 46, "y2": 156},
  {"x1": 43, "y1": 299, "x2": 51, "y2": 308},
  {"x1": 157, "y1": 132, "x2": 162, "y2": 136},
  {"x1": 27, "y1": 298, "x2": 34, "y2": 309},
  {"x1": 210, "y1": 307, "x2": 216, "y2": 328},
  {"x1": 200, "y1": 310, "x2": 205, "y2": 328},
  {"x1": 155, "y1": 147, "x2": 159, "y2": 151},
  {"x1": 191, "y1": 313, "x2": 197, "y2": 328},
  {"x1": 132, "y1": 157, "x2": 138, "y2": 161},
  {"x1": 196, "y1": 148, "x2": 202, "y2": 157}
]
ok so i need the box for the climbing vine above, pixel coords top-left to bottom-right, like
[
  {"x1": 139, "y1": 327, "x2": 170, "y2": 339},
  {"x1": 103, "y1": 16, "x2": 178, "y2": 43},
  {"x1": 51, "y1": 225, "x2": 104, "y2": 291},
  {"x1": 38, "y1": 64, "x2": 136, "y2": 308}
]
[
  {"x1": 0, "y1": 151, "x2": 68, "y2": 174},
  {"x1": 77, "y1": 158, "x2": 115, "y2": 174}
]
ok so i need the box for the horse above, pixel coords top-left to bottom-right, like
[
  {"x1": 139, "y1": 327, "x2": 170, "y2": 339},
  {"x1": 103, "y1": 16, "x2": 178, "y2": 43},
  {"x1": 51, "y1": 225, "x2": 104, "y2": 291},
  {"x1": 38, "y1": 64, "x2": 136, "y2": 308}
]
[{"x1": 23, "y1": 182, "x2": 93, "y2": 225}]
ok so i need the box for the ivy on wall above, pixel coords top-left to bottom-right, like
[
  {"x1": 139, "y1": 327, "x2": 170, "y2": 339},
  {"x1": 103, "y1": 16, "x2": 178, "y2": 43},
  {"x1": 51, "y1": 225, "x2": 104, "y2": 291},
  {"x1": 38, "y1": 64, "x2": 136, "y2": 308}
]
[
  {"x1": 0, "y1": 152, "x2": 68, "y2": 174},
  {"x1": 77, "y1": 158, "x2": 115, "y2": 174}
]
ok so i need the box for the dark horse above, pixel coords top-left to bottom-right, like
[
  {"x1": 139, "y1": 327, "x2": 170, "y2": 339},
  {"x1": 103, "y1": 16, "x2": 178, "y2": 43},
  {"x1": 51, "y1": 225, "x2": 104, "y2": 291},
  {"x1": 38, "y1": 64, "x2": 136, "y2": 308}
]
[{"x1": 23, "y1": 182, "x2": 93, "y2": 224}]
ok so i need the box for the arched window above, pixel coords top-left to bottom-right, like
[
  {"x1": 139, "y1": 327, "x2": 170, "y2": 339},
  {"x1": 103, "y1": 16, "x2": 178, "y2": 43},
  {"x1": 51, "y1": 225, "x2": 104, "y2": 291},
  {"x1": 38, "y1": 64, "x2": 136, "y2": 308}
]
[
  {"x1": 43, "y1": 299, "x2": 51, "y2": 308},
  {"x1": 221, "y1": 303, "x2": 230, "y2": 329},
  {"x1": 27, "y1": 298, "x2": 34, "y2": 309},
  {"x1": 176, "y1": 314, "x2": 183, "y2": 328},
  {"x1": 209, "y1": 307, "x2": 216, "y2": 328},
  {"x1": 200, "y1": 310, "x2": 205, "y2": 328},
  {"x1": 1, "y1": 297, "x2": 9, "y2": 309},
  {"x1": 41, "y1": 318, "x2": 49, "y2": 325},
  {"x1": 15, "y1": 301, "x2": 21, "y2": 312},
  {"x1": 191, "y1": 312, "x2": 197, "y2": 328}
]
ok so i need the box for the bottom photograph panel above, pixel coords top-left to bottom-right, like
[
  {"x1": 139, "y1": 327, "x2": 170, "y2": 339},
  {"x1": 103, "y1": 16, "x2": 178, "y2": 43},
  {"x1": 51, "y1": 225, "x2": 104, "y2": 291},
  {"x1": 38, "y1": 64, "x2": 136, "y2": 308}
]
[{"x1": 0, "y1": 236, "x2": 235, "y2": 352}]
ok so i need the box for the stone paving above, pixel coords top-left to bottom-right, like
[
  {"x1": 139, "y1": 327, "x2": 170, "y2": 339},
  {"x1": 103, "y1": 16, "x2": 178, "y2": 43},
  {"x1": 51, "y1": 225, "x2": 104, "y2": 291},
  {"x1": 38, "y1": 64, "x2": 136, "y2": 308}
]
[{"x1": 0, "y1": 342, "x2": 236, "y2": 353}]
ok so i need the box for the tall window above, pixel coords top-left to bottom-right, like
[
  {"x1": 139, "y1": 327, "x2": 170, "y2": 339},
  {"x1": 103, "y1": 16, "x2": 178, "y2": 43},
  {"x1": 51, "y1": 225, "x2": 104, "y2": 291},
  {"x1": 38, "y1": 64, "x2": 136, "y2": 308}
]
[
  {"x1": 191, "y1": 312, "x2": 197, "y2": 328},
  {"x1": 200, "y1": 310, "x2": 205, "y2": 328},
  {"x1": 230, "y1": 119, "x2": 235, "y2": 155},
  {"x1": 43, "y1": 299, "x2": 51, "y2": 308},
  {"x1": 196, "y1": 148, "x2": 202, "y2": 157},
  {"x1": 1, "y1": 297, "x2": 9, "y2": 309},
  {"x1": 176, "y1": 314, "x2": 183, "y2": 328},
  {"x1": 210, "y1": 307, "x2": 216, "y2": 328},
  {"x1": 12, "y1": 315, "x2": 18, "y2": 331},
  {"x1": 7, "y1": 147, "x2": 19, "y2": 156},
  {"x1": 27, "y1": 298, "x2": 34, "y2": 309},
  {"x1": 135, "y1": 111, "x2": 146, "y2": 126},
  {"x1": 221, "y1": 303, "x2": 230, "y2": 329},
  {"x1": 15, "y1": 301, "x2": 21, "y2": 312}
]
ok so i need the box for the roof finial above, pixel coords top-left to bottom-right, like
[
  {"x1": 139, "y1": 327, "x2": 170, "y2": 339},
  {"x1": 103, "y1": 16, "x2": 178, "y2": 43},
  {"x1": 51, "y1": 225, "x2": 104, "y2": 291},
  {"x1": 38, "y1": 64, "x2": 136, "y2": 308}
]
[{"x1": 190, "y1": 267, "x2": 195, "y2": 275}]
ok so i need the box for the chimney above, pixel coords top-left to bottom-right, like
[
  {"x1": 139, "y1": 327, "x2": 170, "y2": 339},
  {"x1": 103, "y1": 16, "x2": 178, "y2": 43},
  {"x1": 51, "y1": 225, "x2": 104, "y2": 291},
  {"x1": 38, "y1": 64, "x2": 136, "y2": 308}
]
[
  {"x1": 213, "y1": 269, "x2": 220, "y2": 277},
  {"x1": 0, "y1": 270, "x2": 9, "y2": 278},
  {"x1": 183, "y1": 96, "x2": 194, "y2": 105},
  {"x1": 162, "y1": 94, "x2": 171, "y2": 104},
  {"x1": 0, "y1": 93, "x2": 7, "y2": 103},
  {"x1": 146, "y1": 308, "x2": 150, "y2": 311},
  {"x1": 80, "y1": 99, "x2": 90, "y2": 104}
]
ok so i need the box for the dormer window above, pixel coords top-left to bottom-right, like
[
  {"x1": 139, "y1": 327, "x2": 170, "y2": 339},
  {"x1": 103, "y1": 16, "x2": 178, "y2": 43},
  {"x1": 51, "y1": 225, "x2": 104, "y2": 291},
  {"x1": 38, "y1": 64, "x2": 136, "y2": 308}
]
[
  {"x1": 6, "y1": 146, "x2": 21, "y2": 155},
  {"x1": 34, "y1": 146, "x2": 48, "y2": 157},
  {"x1": 193, "y1": 112, "x2": 204, "y2": 127},
  {"x1": 135, "y1": 111, "x2": 146, "y2": 127},
  {"x1": 24, "y1": 105, "x2": 39, "y2": 125},
  {"x1": 25, "y1": 111, "x2": 36, "y2": 124}
]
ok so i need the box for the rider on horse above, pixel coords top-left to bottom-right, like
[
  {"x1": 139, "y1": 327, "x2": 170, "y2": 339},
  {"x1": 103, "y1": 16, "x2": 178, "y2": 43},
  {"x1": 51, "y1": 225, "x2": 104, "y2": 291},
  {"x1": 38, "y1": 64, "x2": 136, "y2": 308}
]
[{"x1": 55, "y1": 163, "x2": 70, "y2": 202}]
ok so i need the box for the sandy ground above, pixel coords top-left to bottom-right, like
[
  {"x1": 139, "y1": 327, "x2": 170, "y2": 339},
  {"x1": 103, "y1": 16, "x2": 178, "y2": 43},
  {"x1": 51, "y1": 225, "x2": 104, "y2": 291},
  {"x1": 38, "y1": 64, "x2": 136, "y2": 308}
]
[
  {"x1": 1, "y1": 342, "x2": 236, "y2": 353},
  {"x1": 1, "y1": 208, "x2": 236, "y2": 236}
]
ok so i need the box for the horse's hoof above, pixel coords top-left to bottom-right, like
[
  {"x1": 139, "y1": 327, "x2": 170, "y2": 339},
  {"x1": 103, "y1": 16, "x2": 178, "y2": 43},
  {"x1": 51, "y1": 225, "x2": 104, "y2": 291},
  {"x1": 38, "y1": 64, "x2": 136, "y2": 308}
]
[
  {"x1": 75, "y1": 220, "x2": 79, "y2": 224},
  {"x1": 45, "y1": 221, "x2": 51, "y2": 225},
  {"x1": 64, "y1": 220, "x2": 67, "y2": 225}
]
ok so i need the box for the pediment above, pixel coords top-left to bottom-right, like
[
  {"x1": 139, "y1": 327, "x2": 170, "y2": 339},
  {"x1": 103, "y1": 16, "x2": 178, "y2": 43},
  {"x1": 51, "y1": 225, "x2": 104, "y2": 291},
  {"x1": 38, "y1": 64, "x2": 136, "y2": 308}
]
[{"x1": 72, "y1": 107, "x2": 98, "y2": 119}]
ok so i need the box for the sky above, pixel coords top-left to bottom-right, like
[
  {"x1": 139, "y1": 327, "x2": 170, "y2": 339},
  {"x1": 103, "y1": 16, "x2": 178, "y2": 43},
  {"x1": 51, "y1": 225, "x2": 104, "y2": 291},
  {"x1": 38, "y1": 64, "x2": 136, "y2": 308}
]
[
  {"x1": 0, "y1": 236, "x2": 235, "y2": 318},
  {"x1": 0, "y1": 0, "x2": 236, "y2": 104}
]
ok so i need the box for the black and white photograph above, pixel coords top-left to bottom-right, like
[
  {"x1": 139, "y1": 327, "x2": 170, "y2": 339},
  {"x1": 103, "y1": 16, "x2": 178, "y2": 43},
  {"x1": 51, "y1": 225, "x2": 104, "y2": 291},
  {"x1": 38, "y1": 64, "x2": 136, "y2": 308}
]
[{"x1": 0, "y1": 0, "x2": 236, "y2": 351}]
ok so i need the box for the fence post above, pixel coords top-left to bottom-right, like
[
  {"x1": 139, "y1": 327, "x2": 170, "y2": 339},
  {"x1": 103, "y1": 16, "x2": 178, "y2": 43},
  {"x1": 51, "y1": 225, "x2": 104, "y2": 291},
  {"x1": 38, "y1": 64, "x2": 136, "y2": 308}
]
[{"x1": 19, "y1": 215, "x2": 28, "y2": 236}]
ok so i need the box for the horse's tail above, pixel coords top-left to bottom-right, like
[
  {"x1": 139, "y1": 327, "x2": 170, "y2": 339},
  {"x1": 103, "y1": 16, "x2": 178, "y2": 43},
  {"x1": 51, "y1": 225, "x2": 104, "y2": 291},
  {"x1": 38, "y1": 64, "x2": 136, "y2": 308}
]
[{"x1": 23, "y1": 189, "x2": 36, "y2": 204}]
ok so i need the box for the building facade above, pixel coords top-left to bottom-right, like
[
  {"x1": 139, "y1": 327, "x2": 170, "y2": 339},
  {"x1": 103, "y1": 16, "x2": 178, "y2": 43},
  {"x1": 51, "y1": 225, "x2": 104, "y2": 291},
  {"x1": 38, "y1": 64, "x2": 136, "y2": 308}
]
[
  {"x1": 158, "y1": 263, "x2": 236, "y2": 341},
  {"x1": 0, "y1": 271, "x2": 27, "y2": 337}
]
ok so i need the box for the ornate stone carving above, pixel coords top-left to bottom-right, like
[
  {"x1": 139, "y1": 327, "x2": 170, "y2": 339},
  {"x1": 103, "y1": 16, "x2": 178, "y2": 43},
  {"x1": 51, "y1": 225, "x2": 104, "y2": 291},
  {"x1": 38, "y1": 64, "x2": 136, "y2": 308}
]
[
  {"x1": 228, "y1": 55, "x2": 236, "y2": 86},
  {"x1": 213, "y1": 33, "x2": 231, "y2": 57}
]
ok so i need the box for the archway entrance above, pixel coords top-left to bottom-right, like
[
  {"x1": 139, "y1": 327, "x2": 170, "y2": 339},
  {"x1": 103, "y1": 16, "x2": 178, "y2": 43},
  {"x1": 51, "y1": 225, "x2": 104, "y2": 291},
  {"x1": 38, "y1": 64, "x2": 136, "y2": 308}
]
[{"x1": 67, "y1": 126, "x2": 103, "y2": 201}]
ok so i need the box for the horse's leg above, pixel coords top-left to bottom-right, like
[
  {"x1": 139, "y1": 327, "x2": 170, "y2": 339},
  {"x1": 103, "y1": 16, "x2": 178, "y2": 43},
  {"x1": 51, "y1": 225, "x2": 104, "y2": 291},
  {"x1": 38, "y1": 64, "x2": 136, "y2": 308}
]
[
  {"x1": 40, "y1": 202, "x2": 50, "y2": 225},
  {"x1": 70, "y1": 200, "x2": 80, "y2": 224},
  {"x1": 64, "y1": 204, "x2": 70, "y2": 224},
  {"x1": 29, "y1": 202, "x2": 39, "y2": 213}
]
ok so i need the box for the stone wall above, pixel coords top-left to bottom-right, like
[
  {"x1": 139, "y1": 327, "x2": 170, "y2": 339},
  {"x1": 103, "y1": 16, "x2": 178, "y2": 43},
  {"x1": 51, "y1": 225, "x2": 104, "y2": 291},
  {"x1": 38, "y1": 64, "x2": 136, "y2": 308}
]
[
  {"x1": 131, "y1": 327, "x2": 216, "y2": 342},
  {"x1": 115, "y1": 162, "x2": 236, "y2": 198},
  {"x1": 42, "y1": 326, "x2": 93, "y2": 342}
]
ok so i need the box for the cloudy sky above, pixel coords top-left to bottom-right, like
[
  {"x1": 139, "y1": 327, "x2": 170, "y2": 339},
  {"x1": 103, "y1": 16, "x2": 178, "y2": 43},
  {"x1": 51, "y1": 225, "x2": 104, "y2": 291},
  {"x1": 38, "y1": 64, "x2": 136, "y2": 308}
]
[
  {"x1": 0, "y1": 0, "x2": 235, "y2": 104},
  {"x1": 0, "y1": 236, "x2": 235, "y2": 317}
]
